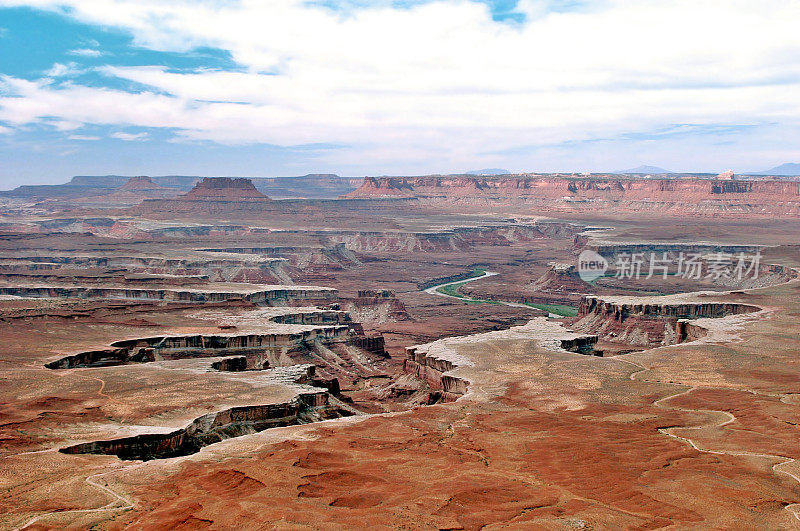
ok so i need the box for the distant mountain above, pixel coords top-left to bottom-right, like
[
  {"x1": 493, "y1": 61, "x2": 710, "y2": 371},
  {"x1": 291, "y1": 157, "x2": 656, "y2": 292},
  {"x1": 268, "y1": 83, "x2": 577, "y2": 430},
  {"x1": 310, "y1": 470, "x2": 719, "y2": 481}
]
[
  {"x1": 0, "y1": 175, "x2": 201, "y2": 199},
  {"x1": 465, "y1": 168, "x2": 510, "y2": 176},
  {"x1": 614, "y1": 165, "x2": 673, "y2": 174},
  {"x1": 751, "y1": 163, "x2": 800, "y2": 176}
]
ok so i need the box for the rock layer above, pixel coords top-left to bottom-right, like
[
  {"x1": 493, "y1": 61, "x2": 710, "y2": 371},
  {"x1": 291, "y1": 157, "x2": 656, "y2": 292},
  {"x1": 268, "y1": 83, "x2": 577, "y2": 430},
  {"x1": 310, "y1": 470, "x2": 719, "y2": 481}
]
[
  {"x1": 60, "y1": 376, "x2": 349, "y2": 461},
  {"x1": 346, "y1": 175, "x2": 800, "y2": 217},
  {"x1": 572, "y1": 295, "x2": 760, "y2": 348}
]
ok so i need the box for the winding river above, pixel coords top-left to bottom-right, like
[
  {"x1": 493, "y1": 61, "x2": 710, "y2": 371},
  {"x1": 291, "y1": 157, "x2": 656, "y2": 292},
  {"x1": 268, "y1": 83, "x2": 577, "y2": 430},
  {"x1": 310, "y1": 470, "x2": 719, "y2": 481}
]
[{"x1": 423, "y1": 270, "x2": 568, "y2": 316}]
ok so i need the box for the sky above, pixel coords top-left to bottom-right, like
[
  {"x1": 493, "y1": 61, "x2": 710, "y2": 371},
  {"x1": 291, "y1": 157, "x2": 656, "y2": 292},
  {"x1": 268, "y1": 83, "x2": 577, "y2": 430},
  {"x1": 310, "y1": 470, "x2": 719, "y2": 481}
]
[{"x1": 1, "y1": 0, "x2": 799, "y2": 188}]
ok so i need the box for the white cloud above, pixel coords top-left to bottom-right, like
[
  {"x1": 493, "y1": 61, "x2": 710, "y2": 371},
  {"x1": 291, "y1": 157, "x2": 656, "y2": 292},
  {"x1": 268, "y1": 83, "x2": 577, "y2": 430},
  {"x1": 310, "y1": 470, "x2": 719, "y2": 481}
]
[
  {"x1": 1, "y1": 0, "x2": 800, "y2": 170},
  {"x1": 51, "y1": 120, "x2": 82, "y2": 131},
  {"x1": 43, "y1": 62, "x2": 81, "y2": 78},
  {"x1": 67, "y1": 134, "x2": 100, "y2": 140},
  {"x1": 68, "y1": 48, "x2": 103, "y2": 57},
  {"x1": 111, "y1": 131, "x2": 149, "y2": 141}
]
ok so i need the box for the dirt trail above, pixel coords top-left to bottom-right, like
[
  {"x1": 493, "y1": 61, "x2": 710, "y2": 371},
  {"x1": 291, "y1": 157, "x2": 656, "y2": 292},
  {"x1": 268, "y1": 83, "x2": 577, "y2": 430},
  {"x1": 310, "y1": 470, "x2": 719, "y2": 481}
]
[
  {"x1": 15, "y1": 467, "x2": 137, "y2": 530},
  {"x1": 613, "y1": 355, "x2": 800, "y2": 522},
  {"x1": 429, "y1": 267, "x2": 800, "y2": 522}
]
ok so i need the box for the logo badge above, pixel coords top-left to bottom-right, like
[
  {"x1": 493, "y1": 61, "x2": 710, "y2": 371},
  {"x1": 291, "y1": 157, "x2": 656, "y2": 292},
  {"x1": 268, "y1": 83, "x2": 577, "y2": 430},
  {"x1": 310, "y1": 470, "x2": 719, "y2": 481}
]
[{"x1": 577, "y1": 250, "x2": 608, "y2": 282}]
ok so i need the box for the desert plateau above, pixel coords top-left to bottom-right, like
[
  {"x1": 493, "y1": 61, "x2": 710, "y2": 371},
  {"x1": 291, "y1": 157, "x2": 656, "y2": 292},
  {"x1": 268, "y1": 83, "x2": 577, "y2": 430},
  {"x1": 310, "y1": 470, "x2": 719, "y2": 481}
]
[
  {"x1": 0, "y1": 171, "x2": 798, "y2": 529},
  {"x1": 3, "y1": 1, "x2": 800, "y2": 529}
]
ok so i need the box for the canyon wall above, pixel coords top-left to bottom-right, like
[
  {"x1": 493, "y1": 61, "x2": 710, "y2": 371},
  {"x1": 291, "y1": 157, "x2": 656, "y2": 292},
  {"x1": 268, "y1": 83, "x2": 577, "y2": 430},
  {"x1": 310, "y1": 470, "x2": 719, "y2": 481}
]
[
  {"x1": 60, "y1": 388, "x2": 349, "y2": 460},
  {"x1": 404, "y1": 330, "x2": 599, "y2": 402},
  {"x1": 348, "y1": 175, "x2": 800, "y2": 201},
  {"x1": 346, "y1": 175, "x2": 800, "y2": 217},
  {"x1": 571, "y1": 295, "x2": 760, "y2": 348},
  {"x1": 45, "y1": 327, "x2": 354, "y2": 369},
  {"x1": 0, "y1": 285, "x2": 337, "y2": 305}
]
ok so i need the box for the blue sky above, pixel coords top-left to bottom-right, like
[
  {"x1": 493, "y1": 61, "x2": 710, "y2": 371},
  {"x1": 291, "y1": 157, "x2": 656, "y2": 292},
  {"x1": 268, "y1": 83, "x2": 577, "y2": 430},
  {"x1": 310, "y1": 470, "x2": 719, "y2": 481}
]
[{"x1": 1, "y1": 0, "x2": 799, "y2": 188}]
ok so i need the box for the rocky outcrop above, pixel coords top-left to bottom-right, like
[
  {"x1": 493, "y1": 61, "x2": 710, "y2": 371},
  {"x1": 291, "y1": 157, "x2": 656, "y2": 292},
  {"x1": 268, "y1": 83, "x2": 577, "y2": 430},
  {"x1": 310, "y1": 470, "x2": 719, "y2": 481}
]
[
  {"x1": 211, "y1": 356, "x2": 247, "y2": 372},
  {"x1": 571, "y1": 295, "x2": 760, "y2": 348},
  {"x1": 342, "y1": 290, "x2": 409, "y2": 324},
  {"x1": 211, "y1": 356, "x2": 248, "y2": 371},
  {"x1": 717, "y1": 170, "x2": 735, "y2": 180},
  {"x1": 348, "y1": 335, "x2": 388, "y2": 356},
  {"x1": 675, "y1": 320, "x2": 709, "y2": 343},
  {"x1": 269, "y1": 309, "x2": 346, "y2": 325},
  {"x1": 578, "y1": 296, "x2": 760, "y2": 320},
  {"x1": 123, "y1": 177, "x2": 273, "y2": 214},
  {"x1": 404, "y1": 346, "x2": 467, "y2": 401},
  {"x1": 45, "y1": 347, "x2": 155, "y2": 369},
  {"x1": 180, "y1": 178, "x2": 271, "y2": 201},
  {"x1": 0, "y1": 285, "x2": 337, "y2": 305},
  {"x1": 582, "y1": 242, "x2": 761, "y2": 258},
  {"x1": 326, "y1": 226, "x2": 529, "y2": 253},
  {"x1": 404, "y1": 320, "x2": 600, "y2": 401},
  {"x1": 45, "y1": 326, "x2": 355, "y2": 370},
  {"x1": 71, "y1": 176, "x2": 180, "y2": 206},
  {"x1": 197, "y1": 222, "x2": 581, "y2": 257},
  {"x1": 523, "y1": 263, "x2": 594, "y2": 305},
  {"x1": 60, "y1": 390, "x2": 349, "y2": 460},
  {"x1": 0, "y1": 252, "x2": 296, "y2": 285},
  {"x1": 558, "y1": 335, "x2": 600, "y2": 355}
]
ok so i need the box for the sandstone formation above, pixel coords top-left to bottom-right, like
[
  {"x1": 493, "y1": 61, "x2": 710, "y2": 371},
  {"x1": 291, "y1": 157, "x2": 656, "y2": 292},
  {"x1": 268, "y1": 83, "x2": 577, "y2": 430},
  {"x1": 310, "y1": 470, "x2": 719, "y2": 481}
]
[
  {"x1": 348, "y1": 174, "x2": 800, "y2": 200},
  {"x1": 0, "y1": 284, "x2": 337, "y2": 304},
  {"x1": 180, "y1": 177, "x2": 271, "y2": 201},
  {"x1": 61, "y1": 365, "x2": 348, "y2": 460},
  {"x1": 524, "y1": 263, "x2": 593, "y2": 304},
  {"x1": 571, "y1": 294, "x2": 760, "y2": 348},
  {"x1": 346, "y1": 174, "x2": 800, "y2": 217},
  {"x1": 45, "y1": 327, "x2": 354, "y2": 370},
  {"x1": 343, "y1": 290, "x2": 409, "y2": 324},
  {"x1": 404, "y1": 317, "x2": 600, "y2": 402}
]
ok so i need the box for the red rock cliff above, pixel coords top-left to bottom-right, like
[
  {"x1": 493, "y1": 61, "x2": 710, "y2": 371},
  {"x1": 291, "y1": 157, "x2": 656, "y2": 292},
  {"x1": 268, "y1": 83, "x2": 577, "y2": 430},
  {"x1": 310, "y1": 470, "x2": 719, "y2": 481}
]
[
  {"x1": 347, "y1": 175, "x2": 800, "y2": 200},
  {"x1": 344, "y1": 175, "x2": 800, "y2": 216}
]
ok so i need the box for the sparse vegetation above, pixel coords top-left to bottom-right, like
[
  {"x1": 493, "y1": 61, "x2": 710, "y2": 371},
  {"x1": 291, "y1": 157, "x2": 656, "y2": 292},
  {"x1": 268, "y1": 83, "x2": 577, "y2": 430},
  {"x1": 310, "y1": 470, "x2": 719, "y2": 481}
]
[
  {"x1": 434, "y1": 272, "x2": 578, "y2": 315},
  {"x1": 522, "y1": 303, "x2": 579, "y2": 317}
]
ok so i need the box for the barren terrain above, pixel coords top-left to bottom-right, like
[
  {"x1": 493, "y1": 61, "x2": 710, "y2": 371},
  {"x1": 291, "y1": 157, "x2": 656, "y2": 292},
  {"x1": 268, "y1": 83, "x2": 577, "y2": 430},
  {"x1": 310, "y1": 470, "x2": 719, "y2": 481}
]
[{"x1": 1, "y1": 175, "x2": 799, "y2": 529}]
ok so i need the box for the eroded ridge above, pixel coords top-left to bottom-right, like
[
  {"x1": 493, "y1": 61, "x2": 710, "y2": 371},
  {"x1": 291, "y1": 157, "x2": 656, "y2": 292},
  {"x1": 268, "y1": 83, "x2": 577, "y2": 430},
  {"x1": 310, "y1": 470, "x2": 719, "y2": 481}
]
[
  {"x1": 45, "y1": 327, "x2": 358, "y2": 370},
  {"x1": 0, "y1": 284, "x2": 337, "y2": 304},
  {"x1": 569, "y1": 294, "x2": 761, "y2": 352},
  {"x1": 43, "y1": 304, "x2": 391, "y2": 375},
  {"x1": 404, "y1": 317, "x2": 600, "y2": 402},
  {"x1": 60, "y1": 365, "x2": 352, "y2": 461},
  {"x1": 37, "y1": 303, "x2": 410, "y2": 461}
]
